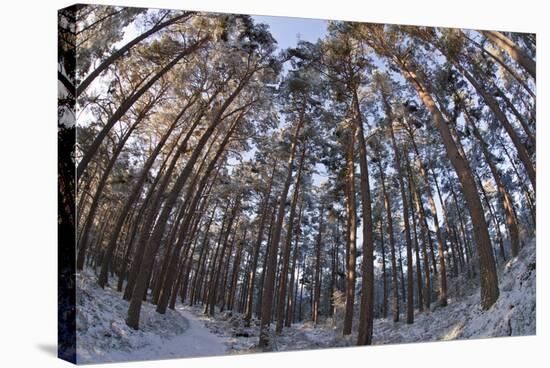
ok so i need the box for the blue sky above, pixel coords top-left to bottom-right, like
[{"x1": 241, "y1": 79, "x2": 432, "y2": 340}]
[{"x1": 252, "y1": 15, "x2": 328, "y2": 50}]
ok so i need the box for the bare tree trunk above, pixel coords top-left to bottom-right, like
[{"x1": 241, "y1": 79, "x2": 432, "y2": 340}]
[
  {"x1": 379, "y1": 217, "x2": 388, "y2": 318},
  {"x1": 98, "y1": 95, "x2": 198, "y2": 287},
  {"x1": 430, "y1": 165, "x2": 465, "y2": 274},
  {"x1": 77, "y1": 110, "x2": 145, "y2": 270},
  {"x1": 343, "y1": 123, "x2": 357, "y2": 335},
  {"x1": 382, "y1": 94, "x2": 415, "y2": 323},
  {"x1": 256, "y1": 205, "x2": 277, "y2": 319},
  {"x1": 446, "y1": 52, "x2": 536, "y2": 192},
  {"x1": 156, "y1": 131, "x2": 228, "y2": 314},
  {"x1": 286, "y1": 200, "x2": 304, "y2": 327},
  {"x1": 410, "y1": 170, "x2": 432, "y2": 310},
  {"x1": 258, "y1": 104, "x2": 305, "y2": 347},
  {"x1": 404, "y1": 125, "x2": 447, "y2": 307},
  {"x1": 208, "y1": 200, "x2": 241, "y2": 316},
  {"x1": 497, "y1": 136, "x2": 536, "y2": 228},
  {"x1": 276, "y1": 143, "x2": 306, "y2": 332},
  {"x1": 460, "y1": 30, "x2": 535, "y2": 99},
  {"x1": 405, "y1": 156, "x2": 423, "y2": 312},
  {"x1": 228, "y1": 228, "x2": 247, "y2": 311},
  {"x1": 312, "y1": 204, "x2": 325, "y2": 325},
  {"x1": 465, "y1": 112, "x2": 521, "y2": 257},
  {"x1": 244, "y1": 164, "x2": 276, "y2": 326},
  {"x1": 353, "y1": 90, "x2": 376, "y2": 345},
  {"x1": 126, "y1": 101, "x2": 247, "y2": 329},
  {"x1": 394, "y1": 57, "x2": 499, "y2": 310},
  {"x1": 475, "y1": 171, "x2": 506, "y2": 262},
  {"x1": 376, "y1": 157, "x2": 399, "y2": 322},
  {"x1": 77, "y1": 12, "x2": 193, "y2": 95},
  {"x1": 77, "y1": 37, "x2": 209, "y2": 179},
  {"x1": 481, "y1": 30, "x2": 536, "y2": 80}
]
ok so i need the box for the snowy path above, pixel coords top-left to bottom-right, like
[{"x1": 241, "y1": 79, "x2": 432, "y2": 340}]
[
  {"x1": 80, "y1": 306, "x2": 227, "y2": 364},
  {"x1": 170, "y1": 306, "x2": 228, "y2": 358},
  {"x1": 76, "y1": 271, "x2": 228, "y2": 364}
]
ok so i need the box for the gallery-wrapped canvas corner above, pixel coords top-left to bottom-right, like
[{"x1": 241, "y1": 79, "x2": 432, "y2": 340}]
[{"x1": 58, "y1": 3, "x2": 536, "y2": 365}]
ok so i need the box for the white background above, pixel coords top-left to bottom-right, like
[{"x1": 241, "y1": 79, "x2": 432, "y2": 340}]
[{"x1": 0, "y1": 0, "x2": 547, "y2": 367}]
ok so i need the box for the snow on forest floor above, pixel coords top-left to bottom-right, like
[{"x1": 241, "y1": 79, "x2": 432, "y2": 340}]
[
  {"x1": 75, "y1": 270, "x2": 227, "y2": 364},
  {"x1": 373, "y1": 240, "x2": 536, "y2": 344},
  {"x1": 75, "y1": 240, "x2": 535, "y2": 363},
  {"x1": 182, "y1": 240, "x2": 536, "y2": 353}
]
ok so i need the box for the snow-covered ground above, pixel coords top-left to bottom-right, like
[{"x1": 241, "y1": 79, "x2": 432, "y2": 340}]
[
  {"x1": 373, "y1": 240, "x2": 536, "y2": 344},
  {"x1": 181, "y1": 240, "x2": 535, "y2": 352},
  {"x1": 76, "y1": 270, "x2": 226, "y2": 364},
  {"x1": 75, "y1": 240, "x2": 535, "y2": 363}
]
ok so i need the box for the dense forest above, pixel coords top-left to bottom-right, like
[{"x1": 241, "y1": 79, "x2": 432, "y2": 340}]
[{"x1": 58, "y1": 5, "x2": 535, "y2": 360}]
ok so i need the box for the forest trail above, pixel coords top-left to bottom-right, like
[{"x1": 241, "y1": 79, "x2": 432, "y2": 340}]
[
  {"x1": 170, "y1": 306, "x2": 228, "y2": 358},
  {"x1": 76, "y1": 270, "x2": 227, "y2": 364}
]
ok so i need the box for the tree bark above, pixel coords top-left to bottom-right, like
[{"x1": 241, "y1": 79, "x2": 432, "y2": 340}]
[
  {"x1": 352, "y1": 90, "x2": 376, "y2": 345},
  {"x1": 77, "y1": 12, "x2": 193, "y2": 95},
  {"x1": 382, "y1": 94, "x2": 415, "y2": 323},
  {"x1": 126, "y1": 98, "x2": 247, "y2": 329},
  {"x1": 98, "y1": 94, "x2": 198, "y2": 287},
  {"x1": 276, "y1": 143, "x2": 306, "y2": 332},
  {"x1": 376, "y1": 157, "x2": 400, "y2": 321},
  {"x1": 77, "y1": 36, "x2": 209, "y2": 179},
  {"x1": 343, "y1": 122, "x2": 357, "y2": 335},
  {"x1": 481, "y1": 30, "x2": 536, "y2": 80},
  {"x1": 244, "y1": 164, "x2": 276, "y2": 326},
  {"x1": 465, "y1": 111, "x2": 520, "y2": 257},
  {"x1": 404, "y1": 125, "x2": 447, "y2": 307},
  {"x1": 396, "y1": 60, "x2": 499, "y2": 309},
  {"x1": 258, "y1": 103, "x2": 305, "y2": 347},
  {"x1": 312, "y1": 204, "x2": 325, "y2": 325}
]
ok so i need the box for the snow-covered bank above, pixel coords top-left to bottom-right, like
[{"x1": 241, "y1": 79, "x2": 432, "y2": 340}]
[
  {"x1": 374, "y1": 240, "x2": 535, "y2": 344},
  {"x1": 182, "y1": 240, "x2": 535, "y2": 352},
  {"x1": 75, "y1": 241, "x2": 534, "y2": 362},
  {"x1": 76, "y1": 270, "x2": 227, "y2": 364}
]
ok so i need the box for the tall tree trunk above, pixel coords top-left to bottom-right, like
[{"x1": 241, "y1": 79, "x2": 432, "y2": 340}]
[
  {"x1": 481, "y1": 30, "x2": 536, "y2": 80},
  {"x1": 77, "y1": 110, "x2": 145, "y2": 270},
  {"x1": 497, "y1": 136, "x2": 536, "y2": 227},
  {"x1": 258, "y1": 103, "x2": 305, "y2": 347},
  {"x1": 77, "y1": 37, "x2": 209, "y2": 179},
  {"x1": 352, "y1": 90, "x2": 376, "y2": 345},
  {"x1": 442, "y1": 49, "x2": 536, "y2": 192},
  {"x1": 98, "y1": 95, "x2": 198, "y2": 287},
  {"x1": 312, "y1": 204, "x2": 325, "y2": 325},
  {"x1": 494, "y1": 87, "x2": 535, "y2": 147},
  {"x1": 228, "y1": 228, "x2": 247, "y2": 311},
  {"x1": 464, "y1": 112, "x2": 521, "y2": 257},
  {"x1": 395, "y1": 59, "x2": 499, "y2": 309},
  {"x1": 430, "y1": 165, "x2": 465, "y2": 274},
  {"x1": 376, "y1": 157, "x2": 400, "y2": 322},
  {"x1": 404, "y1": 125, "x2": 447, "y2": 307},
  {"x1": 379, "y1": 217, "x2": 388, "y2": 318},
  {"x1": 208, "y1": 200, "x2": 241, "y2": 316},
  {"x1": 410, "y1": 172, "x2": 432, "y2": 310},
  {"x1": 156, "y1": 128, "x2": 229, "y2": 314},
  {"x1": 405, "y1": 156, "x2": 424, "y2": 312},
  {"x1": 475, "y1": 172, "x2": 506, "y2": 262},
  {"x1": 122, "y1": 99, "x2": 219, "y2": 301},
  {"x1": 77, "y1": 12, "x2": 193, "y2": 95},
  {"x1": 126, "y1": 101, "x2": 247, "y2": 329},
  {"x1": 382, "y1": 94, "x2": 414, "y2": 323},
  {"x1": 343, "y1": 123, "x2": 357, "y2": 335},
  {"x1": 256, "y1": 205, "x2": 277, "y2": 319},
  {"x1": 286, "y1": 199, "x2": 304, "y2": 327},
  {"x1": 460, "y1": 30, "x2": 535, "y2": 99},
  {"x1": 276, "y1": 143, "x2": 306, "y2": 333},
  {"x1": 244, "y1": 164, "x2": 276, "y2": 326}
]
